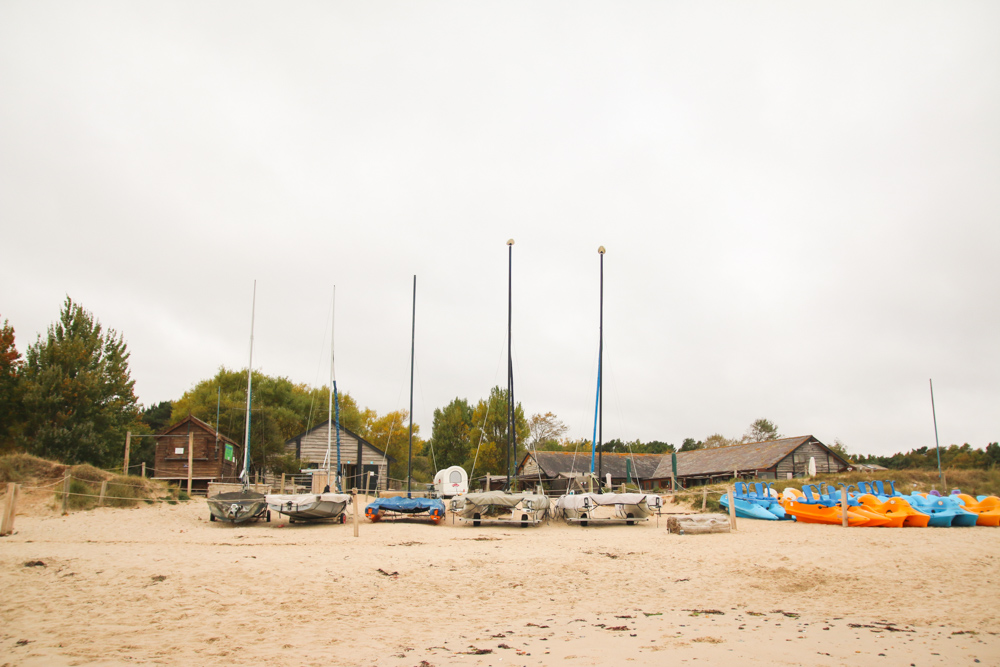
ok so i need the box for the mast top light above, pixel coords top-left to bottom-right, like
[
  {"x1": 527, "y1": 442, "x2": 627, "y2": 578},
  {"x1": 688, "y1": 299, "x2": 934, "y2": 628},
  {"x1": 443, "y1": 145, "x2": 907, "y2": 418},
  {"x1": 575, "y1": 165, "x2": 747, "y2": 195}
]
[
  {"x1": 598, "y1": 245, "x2": 606, "y2": 254},
  {"x1": 507, "y1": 239, "x2": 515, "y2": 246}
]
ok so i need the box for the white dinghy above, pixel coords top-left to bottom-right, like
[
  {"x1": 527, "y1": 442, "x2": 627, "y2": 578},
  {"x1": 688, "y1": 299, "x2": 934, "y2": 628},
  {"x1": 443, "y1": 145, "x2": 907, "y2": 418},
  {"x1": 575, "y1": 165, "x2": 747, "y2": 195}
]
[{"x1": 451, "y1": 491, "x2": 550, "y2": 527}]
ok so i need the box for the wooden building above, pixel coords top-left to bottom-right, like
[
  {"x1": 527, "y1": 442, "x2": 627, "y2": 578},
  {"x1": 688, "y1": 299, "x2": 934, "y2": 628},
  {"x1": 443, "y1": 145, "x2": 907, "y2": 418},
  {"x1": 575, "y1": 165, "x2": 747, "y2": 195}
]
[
  {"x1": 648, "y1": 435, "x2": 850, "y2": 487},
  {"x1": 152, "y1": 415, "x2": 243, "y2": 492},
  {"x1": 516, "y1": 451, "x2": 665, "y2": 492},
  {"x1": 284, "y1": 421, "x2": 394, "y2": 492}
]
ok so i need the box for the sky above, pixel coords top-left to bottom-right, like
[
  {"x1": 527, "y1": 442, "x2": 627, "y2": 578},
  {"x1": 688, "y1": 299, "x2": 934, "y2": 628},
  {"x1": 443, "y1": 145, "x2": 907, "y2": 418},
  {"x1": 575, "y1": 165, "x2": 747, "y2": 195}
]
[{"x1": 1, "y1": 2, "x2": 998, "y2": 458}]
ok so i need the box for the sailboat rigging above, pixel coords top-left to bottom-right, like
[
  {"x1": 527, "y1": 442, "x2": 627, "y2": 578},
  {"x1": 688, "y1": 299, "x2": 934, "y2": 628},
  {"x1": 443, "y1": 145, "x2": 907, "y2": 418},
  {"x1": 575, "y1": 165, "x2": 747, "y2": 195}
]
[
  {"x1": 364, "y1": 276, "x2": 446, "y2": 523},
  {"x1": 555, "y1": 247, "x2": 663, "y2": 526},
  {"x1": 266, "y1": 289, "x2": 351, "y2": 523},
  {"x1": 207, "y1": 281, "x2": 269, "y2": 523},
  {"x1": 451, "y1": 239, "x2": 550, "y2": 527}
]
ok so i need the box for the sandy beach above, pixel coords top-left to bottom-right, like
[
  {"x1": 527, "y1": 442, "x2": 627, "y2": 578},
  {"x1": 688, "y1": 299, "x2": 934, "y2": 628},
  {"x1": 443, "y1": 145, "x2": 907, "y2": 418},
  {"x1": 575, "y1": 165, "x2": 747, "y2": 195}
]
[{"x1": 2, "y1": 497, "x2": 998, "y2": 667}]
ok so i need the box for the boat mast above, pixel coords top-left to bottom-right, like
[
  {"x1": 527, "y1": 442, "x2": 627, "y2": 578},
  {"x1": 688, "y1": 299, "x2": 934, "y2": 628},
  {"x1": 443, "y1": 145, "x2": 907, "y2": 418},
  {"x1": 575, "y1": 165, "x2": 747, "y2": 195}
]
[
  {"x1": 591, "y1": 248, "x2": 605, "y2": 485},
  {"x1": 506, "y1": 239, "x2": 514, "y2": 490},
  {"x1": 241, "y1": 280, "x2": 256, "y2": 489},
  {"x1": 407, "y1": 275, "x2": 416, "y2": 498}
]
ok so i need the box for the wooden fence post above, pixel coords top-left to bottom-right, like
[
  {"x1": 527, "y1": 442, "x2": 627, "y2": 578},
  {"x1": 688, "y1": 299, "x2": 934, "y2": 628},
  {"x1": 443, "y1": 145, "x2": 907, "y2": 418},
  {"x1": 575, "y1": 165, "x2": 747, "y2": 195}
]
[
  {"x1": 123, "y1": 431, "x2": 131, "y2": 475},
  {"x1": 280, "y1": 473, "x2": 286, "y2": 494},
  {"x1": 702, "y1": 486, "x2": 708, "y2": 512},
  {"x1": 187, "y1": 432, "x2": 194, "y2": 496},
  {"x1": 1, "y1": 483, "x2": 19, "y2": 536},
  {"x1": 364, "y1": 471, "x2": 372, "y2": 503},
  {"x1": 99, "y1": 480, "x2": 108, "y2": 507},
  {"x1": 841, "y1": 486, "x2": 849, "y2": 528},
  {"x1": 727, "y1": 485, "x2": 737, "y2": 531},
  {"x1": 352, "y1": 487, "x2": 359, "y2": 538},
  {"x1": 141, "y1": 462, "x2": 146, "y2": 478},
  {"x1": 62, "y1": 472, "x2": 71, "y2": 515}
]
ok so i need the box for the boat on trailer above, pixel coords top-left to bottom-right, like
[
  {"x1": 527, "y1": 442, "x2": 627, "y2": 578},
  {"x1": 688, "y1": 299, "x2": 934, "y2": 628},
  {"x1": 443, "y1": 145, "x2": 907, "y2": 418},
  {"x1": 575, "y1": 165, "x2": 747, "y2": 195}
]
[
  {"x1": 208, "y1": 281, "x2": 270, "y2": 525},
  {"x1": 266, "y1": 291, "x2": 350, "y2": 523},
  {"x1": 556, "y1": 491, "x2": 661, "y2": 526},
  {"x1": 451, "y1": 491, "x2": 550, "y2": 527}
]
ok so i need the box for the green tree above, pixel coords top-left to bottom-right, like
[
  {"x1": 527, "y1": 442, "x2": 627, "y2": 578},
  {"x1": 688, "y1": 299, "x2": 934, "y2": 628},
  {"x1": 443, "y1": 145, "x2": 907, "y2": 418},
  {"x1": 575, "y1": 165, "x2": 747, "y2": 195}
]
[
  {"x1": 527, "y1": 411, "x2": 568, "y2": 450},
  {"x1": 702, "y1": 433, "x2": 736, "y2": 449},
  {"x1": 429, "y1": 398, "x2": 473, "y2": 470},
  {"x1": 0, "y1": 317, "x2": 24, "y2": 453},
  {"x1": 468, "y1": 386, "x2": 528, "y2": 477},
  {"x1": 20, "y1": 297, "x2": 141, "y2": 467},
  {"x1": 680, "y1": 437, "x2": 703, "y2": 452},
  {"x1": 827, "y1": 438, "x2": 851, "y2": 462},
  {"x1": 742, "y1": 418, "x2": 782, "y2": 443}
]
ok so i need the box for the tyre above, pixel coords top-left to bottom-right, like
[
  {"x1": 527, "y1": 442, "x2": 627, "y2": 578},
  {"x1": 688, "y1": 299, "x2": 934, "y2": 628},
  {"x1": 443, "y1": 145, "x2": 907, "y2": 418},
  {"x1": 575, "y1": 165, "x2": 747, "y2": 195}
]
[
  {"x1": 266, "y1": 510, "x2": 271, "y2": 522},
  {"x1": 580, "y1": 512, "x2": 588, "y2": 527},
  {"x1": 209, "y1": 513, "x2": 215, "y2": 522},
  {"x1": 626, "y1": 512, "x2": 635, "y2": 526},
  {"x1": 473, "y1": 512, "x2": 481, "y2": 527}
]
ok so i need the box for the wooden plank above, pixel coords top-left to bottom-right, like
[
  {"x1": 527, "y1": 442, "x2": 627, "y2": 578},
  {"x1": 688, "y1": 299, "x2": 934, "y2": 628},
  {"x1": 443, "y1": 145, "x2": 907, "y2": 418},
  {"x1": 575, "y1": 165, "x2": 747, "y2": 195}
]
[
  {"x1": 62, "y1": 473, "x2": 70, "y2": 515},
  {"x1": 352, "y1": 488, "x2": 359, "y2": 538},
  {"x1": 1, "y1": 483, "x2": 18, "y2": 536},
  {"x1": 841, "y1": 486, "x2": 848, "y2": 528},
  {"x1": 187, "y1": 432, "x2": 194, "y2": 495},
  {"x1": 701, "y1": 486, "x2": 707, "y2": 512},
  {"x1": 123, "y1": 431, "x2": 131, "y2": 476},
  {"x1": 98, "y1": 480, "x2": 108, "y2": 507},
  {"x1": 727, "y1": 485, "x2": 737, "y2": 531}
]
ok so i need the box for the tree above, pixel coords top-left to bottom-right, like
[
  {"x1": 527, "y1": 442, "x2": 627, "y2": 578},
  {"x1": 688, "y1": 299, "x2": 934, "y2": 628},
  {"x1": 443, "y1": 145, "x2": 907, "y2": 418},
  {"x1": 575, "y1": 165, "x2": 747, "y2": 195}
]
[
  {"x1": 827, "y1": 438, "x2": 851, "y2": 462},
  {"x1": 429, "y1": 398, "x2": 473, "y2": 470},
  {"x1": 140, "y1": 401, "x2": 173, "y2": 433},
  {"x1": 0, "y1": 317, "x2": 24, "y2": 453},
  {"x1": 20, "y1": 297, "x2": 141, "y2": 467},
  {"x1": 702, "y1": 433, "x2": 736, "y2": 449},
  {"x1": 527, "y1": 411, "x2": 568, "y2": 450},
  {"x1": 680, "y1": 437, "x2": 703, "y2": 452},
  {"x1": 468, "y1": 386, "x2": 528, "y2": 477},
  {"x1": 742, "y1": 418, "x2": 782, "y2": 443}
]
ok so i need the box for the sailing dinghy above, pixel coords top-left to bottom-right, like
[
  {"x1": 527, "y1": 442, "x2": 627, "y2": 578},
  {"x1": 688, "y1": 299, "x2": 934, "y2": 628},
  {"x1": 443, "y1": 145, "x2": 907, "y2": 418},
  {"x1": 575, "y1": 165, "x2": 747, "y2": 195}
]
[
  {"x1": 266, "y1": 292, "x2": 350, "y2": 522},
  {"x1": 364, "y1": 276, "x2": 446, "y2": 524},
  {"x1": 208, "y1": 282, "x2": 270, "y2": 524}
]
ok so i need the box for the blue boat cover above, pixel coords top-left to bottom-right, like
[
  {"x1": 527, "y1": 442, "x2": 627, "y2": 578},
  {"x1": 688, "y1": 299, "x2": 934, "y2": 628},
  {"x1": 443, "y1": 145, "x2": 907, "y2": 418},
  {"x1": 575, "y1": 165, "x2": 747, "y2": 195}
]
[{"x1": 366, "y1": 496, "x2": 446, "y2": 515}]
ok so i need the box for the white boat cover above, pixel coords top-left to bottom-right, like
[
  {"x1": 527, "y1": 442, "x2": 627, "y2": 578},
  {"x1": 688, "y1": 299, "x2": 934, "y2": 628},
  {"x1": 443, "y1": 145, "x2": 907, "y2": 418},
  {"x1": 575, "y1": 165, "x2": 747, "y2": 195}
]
[
  {"x1": 555, "y1": 492, "x2": 653, "y2": 510},
  {"x1": 265, "y1": 492, "x2": 351, "y2": 509},
  {"x1": 460, "y1": 491, "x2": 551, "y2": 509}
]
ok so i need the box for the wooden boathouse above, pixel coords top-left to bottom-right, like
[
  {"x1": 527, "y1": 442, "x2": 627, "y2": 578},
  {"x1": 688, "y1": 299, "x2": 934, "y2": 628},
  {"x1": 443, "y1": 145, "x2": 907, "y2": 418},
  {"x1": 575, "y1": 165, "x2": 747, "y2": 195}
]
[
  {"x1": 284, "y1": 421, "x2": 394, "y2": 492},
  {"x1": 152, "y1": 415, "x2": 243, "y2": 492}
]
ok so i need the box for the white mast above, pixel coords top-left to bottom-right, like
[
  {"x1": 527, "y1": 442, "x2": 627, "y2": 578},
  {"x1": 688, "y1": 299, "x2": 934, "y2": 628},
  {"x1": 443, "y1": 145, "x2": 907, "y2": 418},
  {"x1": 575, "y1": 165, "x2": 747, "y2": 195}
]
[{"x1": 240, "y1": 281, "x2": 256, "y2": 486}]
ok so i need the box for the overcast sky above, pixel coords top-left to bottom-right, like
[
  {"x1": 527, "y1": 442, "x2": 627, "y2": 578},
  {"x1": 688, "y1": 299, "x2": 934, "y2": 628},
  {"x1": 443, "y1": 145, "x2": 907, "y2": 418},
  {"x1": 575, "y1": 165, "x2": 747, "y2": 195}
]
[{"x1": 2, "y1": 2, "x2": 998, "y2": 458}]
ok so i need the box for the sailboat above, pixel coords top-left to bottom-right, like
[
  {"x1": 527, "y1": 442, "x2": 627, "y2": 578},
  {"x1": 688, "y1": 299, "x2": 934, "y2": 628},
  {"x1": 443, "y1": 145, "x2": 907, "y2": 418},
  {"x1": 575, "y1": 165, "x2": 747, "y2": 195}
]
[
  {"x1": 364, "y1": 276, "x2": 446, "y2": 524},
  {"x1": 555, "y1": 247, "x2": 663, "y2": 526},
  {"x1": 265, "y1": 290, "x2": 351, "y2": 523},
  {"x1": 208, "y1": 281, "x2": 270, "y2": 524},
  {"x1": 451, "y1": 239, "x2": 550, "y2": 527}
]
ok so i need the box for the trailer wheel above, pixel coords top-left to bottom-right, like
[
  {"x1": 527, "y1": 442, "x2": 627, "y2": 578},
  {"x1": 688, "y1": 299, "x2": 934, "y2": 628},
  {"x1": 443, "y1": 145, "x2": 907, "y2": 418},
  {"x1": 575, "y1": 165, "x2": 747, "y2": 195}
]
[
  {"x1": 266, "y1": 510, "x2": 271, "y2": 523},
  {"x1": 209, "y1": 513, "x2": 215, "y2": 522},
  {"x1": 473, "y1": 512, "x2": 481, "y2": 527},
  {"x1": 521, "y1": 513, "x2": 528, "y2": 528},
  {"x1": 626, "y1": 512, "x2": 635, "y2": 526},
  {"x1": 340, "y1": 513, "x2": 346, "y2": 524},
  {"x1": 580, "y1": 512, "x2": 588, "y2": 527}
]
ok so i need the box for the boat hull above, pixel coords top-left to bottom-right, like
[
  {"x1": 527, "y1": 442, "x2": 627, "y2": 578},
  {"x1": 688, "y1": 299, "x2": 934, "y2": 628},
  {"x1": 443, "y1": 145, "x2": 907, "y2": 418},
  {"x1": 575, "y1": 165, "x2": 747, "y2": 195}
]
[
  {"x1": 452, "y1": 492, "x2": 550, "y2": 526},
  {"x1": 207, "y1": 491, "x2": 268, "y2": 524},
  {"x1": 720, "y1": 494, "x2": 779, "y2": 520},
  {"x1": 555, "y1": 493, "x2": 659, "y2": 525},
  {"x1": 266, "y1": 493, "x2": 350, "y2": 522},
  {"x1": 780, "y1": 499, "x2": 869, "y2": 526}
]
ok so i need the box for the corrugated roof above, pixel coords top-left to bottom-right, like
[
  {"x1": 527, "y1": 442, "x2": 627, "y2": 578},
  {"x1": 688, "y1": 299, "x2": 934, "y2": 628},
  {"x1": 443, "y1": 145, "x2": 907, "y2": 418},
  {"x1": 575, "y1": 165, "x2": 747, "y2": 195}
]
[
  {"x1": 521, "y1": 451, "x2": 664, "y2": 480},
  {"x1": 652, "y1": 436, "x2": 815, "y2": 478}
]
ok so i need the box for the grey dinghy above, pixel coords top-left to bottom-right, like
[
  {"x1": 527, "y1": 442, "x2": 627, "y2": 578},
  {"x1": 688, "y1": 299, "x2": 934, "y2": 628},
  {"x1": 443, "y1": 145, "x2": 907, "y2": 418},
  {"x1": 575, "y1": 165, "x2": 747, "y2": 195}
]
[
  {"x1": 451, "y1": 491, "x2": 550, "y2": 527},
  {"x1": 208, "y1": 491, "x2": 268, "y2": 523},
  {"x1": 555, "y1": 492, "x2": 663, "y2": 526},
  {"x1": 265, "y1": 492, "x2": 351, "y2": 523}
]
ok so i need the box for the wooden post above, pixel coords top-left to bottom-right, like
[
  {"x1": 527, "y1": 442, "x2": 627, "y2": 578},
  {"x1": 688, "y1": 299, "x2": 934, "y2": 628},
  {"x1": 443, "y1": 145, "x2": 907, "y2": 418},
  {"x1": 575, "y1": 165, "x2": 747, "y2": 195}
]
[
  {"x1": 364, "y1": 472, "x2": 372, "y2": 504},
  {"x1": 141, "y1": 462, "x2": 146, "y2": 478},
  {"x1": 62, "y1": 472, "x2": 71, "y2": 515},
  {"x1": 187, "y1": 432, "x2": 194, "y2": 495},
  {"x1": 123, "y1": 431, "x2": 131, "y2": 475},
  {"x1": 1, "y1": 483, "x2": 19, "y2": 536},
  {"x1": 841, "y1": 486, "x2": 849, "y2": 528},
  {"x1": 352, "y1": 487, "x2": 359, "y2": 538},
  {"x1": 486, "y1": 473, "x2": 491, "y2": 492},
  {"x1": 727, "y1": 485, "x2": 737, "y2": 530},
  {"x1": 280, "y1": 473, "x2": 286, "y2": 494},
  {"x1": 98, "y1": 480, "x2": 108, "y2": 507},
  {"x1": 701, "y1": 486, "x2": 708, "y2": 512}
]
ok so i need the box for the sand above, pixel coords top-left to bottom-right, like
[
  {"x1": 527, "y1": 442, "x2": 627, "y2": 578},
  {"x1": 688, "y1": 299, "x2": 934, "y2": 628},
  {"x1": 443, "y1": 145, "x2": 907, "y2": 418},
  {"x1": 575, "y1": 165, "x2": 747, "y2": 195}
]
[{"x1": 1, "y1": 495, "x2": 998, "y2": 667}]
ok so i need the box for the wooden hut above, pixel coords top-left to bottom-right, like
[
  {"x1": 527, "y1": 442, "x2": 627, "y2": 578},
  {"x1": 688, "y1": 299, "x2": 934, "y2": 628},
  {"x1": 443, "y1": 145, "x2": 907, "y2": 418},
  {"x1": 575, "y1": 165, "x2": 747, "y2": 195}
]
[
  {"x1": 284, "y1": 421, "x2": 394, "y2": 492},
  {"x1": 650, "y1": 435, "x2": 850, "y2": 487},
  {"x1": 152, "y1": 415, "x2": 242, "y2": 492},
  {"x1": 516, "y1": 451, "x2": 664, "y2": 492}
]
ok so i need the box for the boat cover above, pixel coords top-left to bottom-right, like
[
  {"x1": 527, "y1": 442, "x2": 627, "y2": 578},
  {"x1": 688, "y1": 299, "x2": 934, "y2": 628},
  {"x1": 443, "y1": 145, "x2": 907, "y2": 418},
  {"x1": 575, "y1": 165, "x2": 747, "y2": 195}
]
[
  {"x1": 265, "y1": 492, "x2": 351, "y2": 507},
  {"x1": 555, "y1": 492, "x2": 653, "y2": 510},
  {"x1": 460, "y1": 491, "x2": 551, "y2": 509},
  {"x1": 366, "y1": 496, "x2": 446, "y2": 515}
]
